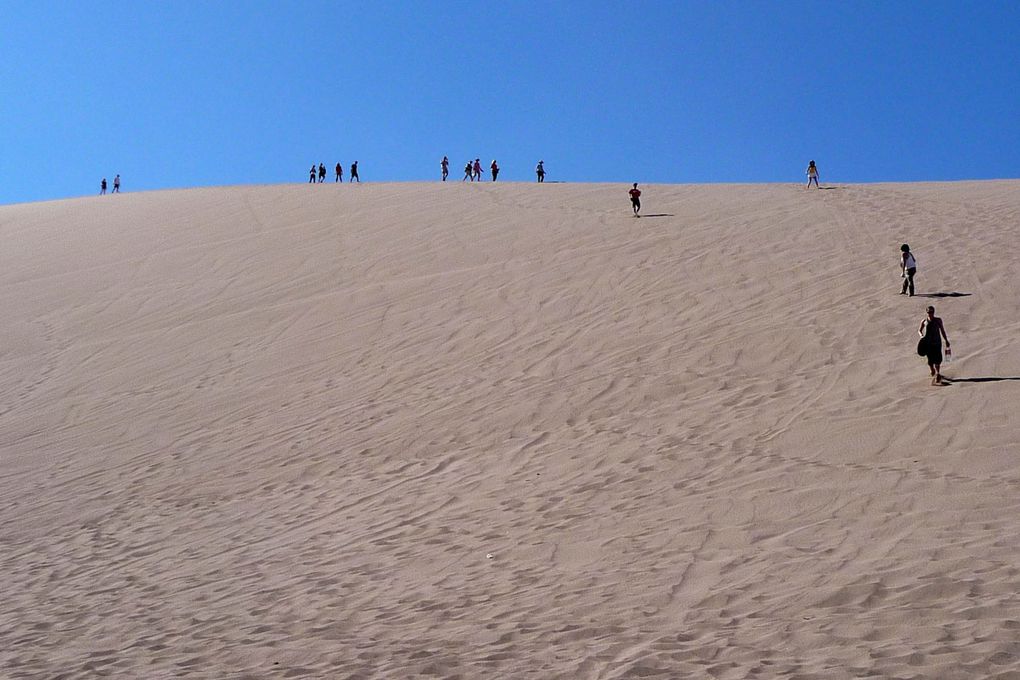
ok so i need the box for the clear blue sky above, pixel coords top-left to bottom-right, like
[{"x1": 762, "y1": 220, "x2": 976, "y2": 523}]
[{"x1": 2, "y1": 1, "x2": 1018, "y2": 204}]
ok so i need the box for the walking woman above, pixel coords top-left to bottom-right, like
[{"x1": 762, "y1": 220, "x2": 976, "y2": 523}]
[
  {"x1": 918, "y1": 305, "x2": 951, "y2": 385},
  {"x1": 900, "y1": 243, "x2": 917, "y2": 296}
]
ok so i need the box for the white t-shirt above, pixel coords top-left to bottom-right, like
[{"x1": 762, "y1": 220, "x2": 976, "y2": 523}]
[{"x1": 903, "y1": 253, "x2": 917, "y2": 269}]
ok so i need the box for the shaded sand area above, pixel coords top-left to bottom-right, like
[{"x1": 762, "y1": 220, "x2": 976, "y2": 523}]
[{"x1": 2, "y1": 181, "x2": 1020, "y2": 678}]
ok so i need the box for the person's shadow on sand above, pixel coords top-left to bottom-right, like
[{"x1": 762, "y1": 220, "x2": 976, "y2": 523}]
[
  {"x1": 916, "y1": 292, "x2": 972, "y2": 298},
  {"x1": 942, "y1": 377, "x2": 1020, "y2": 384},
  {"x1": 641, "y1": 214, "x2": 674, "y2": 218}
]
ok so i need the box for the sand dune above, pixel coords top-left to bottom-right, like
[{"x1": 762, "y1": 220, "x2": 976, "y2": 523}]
[{"x1": 2, "y1": 180, "x2": 1020, "y2": 678}]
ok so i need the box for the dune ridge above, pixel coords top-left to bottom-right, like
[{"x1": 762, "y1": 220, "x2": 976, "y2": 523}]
[{"x1": 2, "y1": 181, "x2": 1020, "y2": 678}]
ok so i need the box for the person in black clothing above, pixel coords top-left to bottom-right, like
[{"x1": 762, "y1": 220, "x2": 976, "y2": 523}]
[
  {"x1": 318, "y1": 163, "x2": 326, "y2": 183},
  {"x1": 918, "y1": 305, "x2": 951, "y2": 385},
  {"x1": 490, "y1": 159, "x2": 499, "y2": 181},
  {"x1": 309, "y1": 165, "x2": 316, "y2": 183},
  {"x1": 350, "y1": 161, "x2": 360, "y2": 182},
  {"x1": 335, "y1": 162, "x2": 343, "y2": 182},
  {"x1": 441, "y1": 156, "x2": 449, "y2": 181},
  {"x1": 536, "y1": 160, "x2": 545, "y2": 183},
  {"x1": 100, "y1": 178, "x2": 107, "y2": 195}
]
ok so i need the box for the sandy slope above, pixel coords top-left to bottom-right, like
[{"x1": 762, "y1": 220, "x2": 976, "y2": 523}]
[{"x1": 2, "y1": 180, "x2": 1020, "y2": 679}]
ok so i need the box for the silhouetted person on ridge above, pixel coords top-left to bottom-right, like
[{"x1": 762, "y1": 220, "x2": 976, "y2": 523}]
[
  {"x1": 463, "y1": 161, "x2": 473, "y2": 181},
  {"x1": 350, "y1": 161, "x2": 360, "y2": 182},
  {"x1": 806, "y1": 160, "x2": 819, "y2": 188},
  {"x1": 100, "y1": 178, "x2": 107, "y2": 195},
  {"x1": 490, "y1": 159, "x2": 499, "y2": 181},
  {"x1": 335, "y1": 162, "x2": 343, "y2": 182},
  {"x1": 536, "y1": 160, "x2": 545, "y2": 183},
  {"x1": 309, "y1": 165, "x2": 316, "y2": 183},
  {"x1": 113, "y1": 174, "x2": 120, "y2": 193},
  {"x1": 441, "y1": 156, "x2": 449, "y2": 181},
  {"x1": 318, "y1": 163, "x2": 326, "y2": 183},
  {"x1": 473, "y1": 159, "x2": 482, "y2": 182}
]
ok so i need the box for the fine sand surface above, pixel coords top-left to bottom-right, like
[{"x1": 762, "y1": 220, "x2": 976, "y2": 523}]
[{"x1": 2, "y1": 180, "x2": 1020, "y2": 679}]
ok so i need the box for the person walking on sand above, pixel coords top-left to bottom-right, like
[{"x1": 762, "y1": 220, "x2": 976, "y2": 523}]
[
  {"x1": 335, "y1": 162, "x2": 343, "y2": 183},
  {"x1": 629, "y1": 183, "x2": 642, "y2": 216},
  {"x1": 536, "y1": 160, "x2": 545, "y2": 183},
  {"x1": 473, "y1": 159, "x2": 482, "y2": 182},
  {"x1": 463, "y1": 161, "x2": 473, "y2": 181},
  {"x1": 113, "y1": 174, "x2": 120, "y2": 193},
  {"x1": 490, "y1": 159, "x2": 499, "y2": 182},
  {"x1": 318, "y1": 163, "x2": 326, "y2": 183},
  {"x1": 100, "y1": 178, "x2": 107, "y2": 195},
  {"x1": 350, "y1": 161, "x2": 360, "y2": 182},
  {"x1": 918, "y1": 305, "x2": 951, "y2": 385},
  {"x1": 441, "y1": 156, "x2": 449, "y2": 181},
  {"x1": 806, "y1": 160, "x2": 819, "y2": 188},
  {"x1": 309, "y1": 165, "x2": 316, "y2": 183},
  {"x1": 900, "y1": 243, "x2": 917, "y2": 296}
]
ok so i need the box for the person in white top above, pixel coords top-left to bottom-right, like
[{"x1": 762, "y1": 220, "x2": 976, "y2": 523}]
[{"x1": 900, "y1": 243, "x2": 917, "y2": 296}]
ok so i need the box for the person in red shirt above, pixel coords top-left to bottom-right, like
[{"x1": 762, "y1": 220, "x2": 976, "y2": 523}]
[{"x1": 629, "y1": 183, "x2": 642, "y2": 216}]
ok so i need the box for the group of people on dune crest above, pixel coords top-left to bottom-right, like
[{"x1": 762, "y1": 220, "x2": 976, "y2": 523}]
[
  {"x1": 440, "y1": 157, "x2": 546, "y2": 183},
  {"x1": 310, "y1": 162, "x2": 359, "y2": 183}
]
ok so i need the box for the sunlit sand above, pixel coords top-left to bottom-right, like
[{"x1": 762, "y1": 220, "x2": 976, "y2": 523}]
[{"x1": 3, "y1": 180, "x2": 1020, "y2": 677}]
